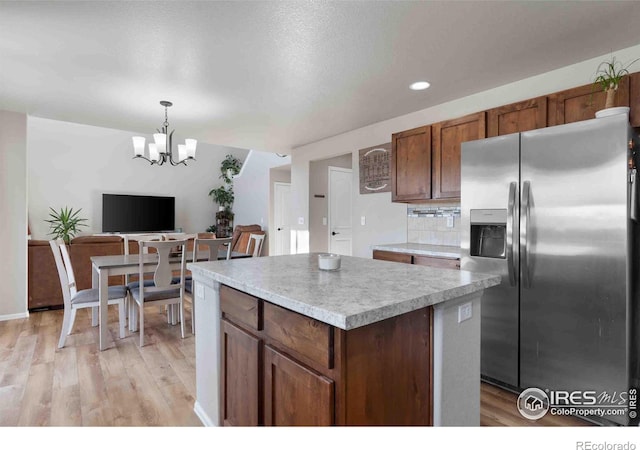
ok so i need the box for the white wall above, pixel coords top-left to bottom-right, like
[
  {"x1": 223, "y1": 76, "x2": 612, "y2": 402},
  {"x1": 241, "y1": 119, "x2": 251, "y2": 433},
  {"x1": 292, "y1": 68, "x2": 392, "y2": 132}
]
[
  {"x1": 290, "y1": 43, "x2": 640, "y2": 258},
  {"x1": 233, "y1": 150, "x2": 291, "y2": 255},
  {"x1": 0, "y1": 110, "x2": 28, "y2": 320},
  {"x1": 27, "y1": 117, "x2": 249, "y2": 239}
]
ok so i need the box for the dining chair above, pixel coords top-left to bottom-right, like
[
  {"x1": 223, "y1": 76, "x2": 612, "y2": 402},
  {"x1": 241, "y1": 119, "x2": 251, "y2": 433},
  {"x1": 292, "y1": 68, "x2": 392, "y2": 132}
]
[
  {"x1": 122, "y1": 234, "x2": 164, "y2": 328},
  {"x1": 184, "y1": 237, "x2": 232, "y2": 333},
  {"x1": 128, "y1": 239, "x2": 187, "y2": 347},
  {"x1": 49, "y1": 239, "x2": 127, "y2": 348},
  {"x1": 246, "y1": 233, "x2": 265, "y2": 257}
]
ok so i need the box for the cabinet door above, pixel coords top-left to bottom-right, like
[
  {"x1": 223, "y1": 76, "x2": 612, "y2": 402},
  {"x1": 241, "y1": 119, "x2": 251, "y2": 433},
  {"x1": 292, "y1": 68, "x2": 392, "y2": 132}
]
[
  {"x1": 372, "y1": 250, "x2": 412, "y2": 264},
  {"x1": 222, "y1": 320, "x2": 261, "y2": 426},
  {"x1": 630, "y1": 72, "x2": 640, "y2": 127},
  {"x1": 432, "y1": 112, "x2": 486, "y2": 199},
  {"x1": 391, "y1": 126, "x2": 431, "y2": 202},
  {"x1": 413, "y1": 255, "x2": 460, "y2": 270},
  {"x1": 263, "y1": 345, "x2": 334, "y2": 426},
  {"x1": 548, "y1": 77, "x2": 630, "y2": 126},
  {"x1": 487, "y1": 97, "x2": 547, "y2": 137}
]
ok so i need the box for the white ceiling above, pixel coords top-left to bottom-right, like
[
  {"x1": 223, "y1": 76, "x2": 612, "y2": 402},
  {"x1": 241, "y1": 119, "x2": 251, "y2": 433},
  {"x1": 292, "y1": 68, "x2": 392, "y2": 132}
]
[{"x1": 1, "y1": 1, "x2": 640, "y2": 153}]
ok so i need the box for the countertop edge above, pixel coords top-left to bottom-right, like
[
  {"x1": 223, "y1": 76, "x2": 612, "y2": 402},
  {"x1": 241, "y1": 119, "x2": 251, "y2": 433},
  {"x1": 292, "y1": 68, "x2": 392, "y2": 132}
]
[{"x1": 189, "y1": 263, "x2": 499, "y2": 330}]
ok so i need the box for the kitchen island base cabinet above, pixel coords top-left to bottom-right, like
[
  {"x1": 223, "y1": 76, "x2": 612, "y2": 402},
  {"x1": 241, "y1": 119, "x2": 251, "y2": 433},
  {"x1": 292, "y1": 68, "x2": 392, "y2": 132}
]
[{"x1": 220, "y1": 285, "x2": 432, "y2": 426}]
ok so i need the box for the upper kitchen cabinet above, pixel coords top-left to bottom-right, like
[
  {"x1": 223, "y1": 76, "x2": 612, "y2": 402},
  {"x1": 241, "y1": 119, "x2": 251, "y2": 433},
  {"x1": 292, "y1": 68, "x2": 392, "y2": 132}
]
[
  {"x1": 630, "y1": 72, "x2": 640, "y2": 127},
  {"x1": 487, "y1": 97, "x2": 547, "y2": 137},
  {"x1": 548, "y1": 77, "x2": 630, "y2": 126},
  {"x1": 391, "y1": 125, "x2": 432, "y2": 202},
  {"x1": 432, "y1": 112, "x2": 486, "y2": 199}
]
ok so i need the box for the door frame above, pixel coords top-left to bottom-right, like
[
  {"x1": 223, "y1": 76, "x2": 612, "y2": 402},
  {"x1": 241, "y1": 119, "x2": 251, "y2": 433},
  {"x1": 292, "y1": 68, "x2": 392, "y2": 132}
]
[
  {"x1": 327, "y1": 166, "x2": 353, "y2": 256},
  {"x1": 273, "y1": 181, "x2": 291, "y2": 255}
]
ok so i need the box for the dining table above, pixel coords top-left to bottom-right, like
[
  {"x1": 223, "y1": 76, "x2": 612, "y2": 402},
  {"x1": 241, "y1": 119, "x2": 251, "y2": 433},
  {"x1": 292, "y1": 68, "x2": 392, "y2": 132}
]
[{"x1": 91, "y1": 249, "x2": 250, "y2": 351}]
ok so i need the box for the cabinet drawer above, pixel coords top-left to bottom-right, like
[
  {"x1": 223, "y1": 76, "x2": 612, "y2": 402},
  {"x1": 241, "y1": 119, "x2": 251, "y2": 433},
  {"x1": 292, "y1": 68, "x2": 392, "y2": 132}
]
[
  {"x1": 413, "y1": 255, "x2": 460, "y2": 270},
  {"x1": 263, "y1": 302, "x2": 333, "y2": 369},
  {"x1": 372, "y1": 250, "x2": 412, "y2": 264},
  {"x1": 220, "y1": 285, "x2": 261, "y2": 330}
]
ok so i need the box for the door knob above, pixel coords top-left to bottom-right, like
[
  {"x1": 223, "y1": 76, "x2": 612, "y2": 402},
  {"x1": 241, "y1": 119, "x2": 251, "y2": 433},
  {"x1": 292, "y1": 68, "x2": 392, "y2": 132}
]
[
  {"x1": 277, "y1": 228, "x2": 282, "y2": 231},
  {"x1": 332, "y1": 231, "x2": 339, "y2": 236}
]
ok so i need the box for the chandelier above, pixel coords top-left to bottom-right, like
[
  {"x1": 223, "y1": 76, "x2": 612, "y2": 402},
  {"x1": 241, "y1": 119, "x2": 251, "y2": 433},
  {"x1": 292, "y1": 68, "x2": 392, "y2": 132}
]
[{"x1": 132, "y1": 101, "x2": 197, "y2": 166}]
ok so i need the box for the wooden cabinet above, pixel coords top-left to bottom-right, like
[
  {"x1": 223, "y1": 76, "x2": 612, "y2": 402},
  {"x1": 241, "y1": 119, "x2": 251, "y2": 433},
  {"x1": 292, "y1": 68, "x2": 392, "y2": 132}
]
[
  {"x1": 221, "y1": 320, "x2": 261, "y2": 426},
  {"x1": 487, "y1": 97, "x2": 547, "y2": 137},
  {"x1": 391, "y1": 112, "x2": 484, "y2": 203},
  {"x1": 372, "y1": 249, "x2": 412, "y2": 264},
  {"x1": 221, "y1": 286, "x2": 336, "y2": 427},
  {"x1": 373, "y1": 250, "x2": 460, "y2": 270},
  {"x1": 548, "y1": 77, "x2": 630, "y2": 126},
  {"x1": 413, "y1": 254, "x2": 460, "y2": 270},
  {"x1": 263, "y1": 345, "x2": 335, "y2": 426},
  {"x1": 219, "y1": 284, "x2": 433, "y2": 426},
  {"x1": 391, "y1": 126, "x2": 431, "y2": 202},
  {"x1": 630, "y1": 72, "x2": 640, "y2": 128},
  {"x1": 431, "y1": 112, "x2": 486, "y2": 199}
]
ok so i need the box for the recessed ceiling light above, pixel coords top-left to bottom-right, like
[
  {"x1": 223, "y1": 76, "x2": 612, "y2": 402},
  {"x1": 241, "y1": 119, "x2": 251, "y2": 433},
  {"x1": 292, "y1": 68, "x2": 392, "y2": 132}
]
[{"x1": 410, "y1": 81, "x2": 430, "y2": 91}]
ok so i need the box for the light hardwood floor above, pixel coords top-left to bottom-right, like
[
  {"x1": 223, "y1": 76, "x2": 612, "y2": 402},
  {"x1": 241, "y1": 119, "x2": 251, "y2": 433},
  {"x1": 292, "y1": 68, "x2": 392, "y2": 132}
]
[
  {"x1": 0, "y1": 306, "x2": 200, "y2": 426},
  {"x1": 1, "y1": 307, "x2": 592, "y2": 427}
]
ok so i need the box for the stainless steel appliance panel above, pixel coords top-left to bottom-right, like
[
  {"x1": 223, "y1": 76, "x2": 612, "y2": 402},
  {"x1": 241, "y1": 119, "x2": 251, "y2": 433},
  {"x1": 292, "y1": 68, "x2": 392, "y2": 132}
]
[
  {"x1": 519, "y1": 115, "x2": 630, "y2": 424},
  {"x1": 462, "y1": 133, "x2": 520, "y2": 387}
]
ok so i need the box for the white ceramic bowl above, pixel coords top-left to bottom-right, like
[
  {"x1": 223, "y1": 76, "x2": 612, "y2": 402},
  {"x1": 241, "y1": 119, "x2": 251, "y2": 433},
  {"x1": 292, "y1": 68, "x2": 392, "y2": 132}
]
[
  {"x1": 318, "y1": 253, "x2": 341, "y2": 271},
  {"x1": 595, "y1": 106, "x2": 629, "y2": 118}
]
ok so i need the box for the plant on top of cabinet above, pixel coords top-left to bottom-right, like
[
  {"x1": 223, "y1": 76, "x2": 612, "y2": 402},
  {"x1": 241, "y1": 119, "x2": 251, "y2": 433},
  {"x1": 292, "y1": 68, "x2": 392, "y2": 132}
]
[{"x1": 593, "y1": 56, "x2": 639, "y2": 110}]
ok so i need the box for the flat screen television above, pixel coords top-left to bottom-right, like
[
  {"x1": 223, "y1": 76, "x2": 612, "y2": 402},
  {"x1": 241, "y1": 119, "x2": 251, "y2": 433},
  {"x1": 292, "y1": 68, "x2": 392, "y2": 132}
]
[{"x1": 102, "y1": 194, "x2": 175, "y2": 233}]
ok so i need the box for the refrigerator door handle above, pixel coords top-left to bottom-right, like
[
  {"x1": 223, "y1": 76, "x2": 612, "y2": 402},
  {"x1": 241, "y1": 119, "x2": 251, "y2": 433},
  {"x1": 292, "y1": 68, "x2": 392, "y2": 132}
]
[
  {"x1": 521, "y1": 180, "x2": 531, "y2": 288},
  {"x1": 506, "y1": 181, "x2": 517, "y2": 286},
  {"x1": 631, "y1": 169, "x2": 638, "y2": 222}
]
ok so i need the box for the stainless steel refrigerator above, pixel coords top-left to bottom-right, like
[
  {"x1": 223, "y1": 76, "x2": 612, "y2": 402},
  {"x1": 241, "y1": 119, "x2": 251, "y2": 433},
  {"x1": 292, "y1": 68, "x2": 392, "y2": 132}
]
[{"x1": 461, "y1": 114, "x2": 639, "y2": 425}]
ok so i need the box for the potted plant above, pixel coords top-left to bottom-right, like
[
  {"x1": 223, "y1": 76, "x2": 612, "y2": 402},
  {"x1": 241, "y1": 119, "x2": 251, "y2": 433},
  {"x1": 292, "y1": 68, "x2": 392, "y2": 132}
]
[
  {"x1": 209, "y1": 185, "x2": 235, "y2": 238},
  {"x1": 208, "y1": 154, "x2": 242, "y2": 237},
  {"x1": 592, "y1": 55, "x2": 638, "y2": 115},
  {"x1": 45, "y1": 206, "x2": 88, "y2": 244},
  {"x1": 219, "y1": 154, "x2": 242, "y2": 184}
]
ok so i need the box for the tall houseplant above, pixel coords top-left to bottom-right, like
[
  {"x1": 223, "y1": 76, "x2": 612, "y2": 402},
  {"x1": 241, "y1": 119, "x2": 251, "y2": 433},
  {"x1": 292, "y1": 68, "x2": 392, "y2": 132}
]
[
  {"x1": 45, "y1": 206, "x2": 88, "y2": 244},
  {"x1": 593, "y1": 56, "x2": 639, "y2": 109},
  {"x1": 208, "y1": 154, "x2": 242, "y2": 237}
]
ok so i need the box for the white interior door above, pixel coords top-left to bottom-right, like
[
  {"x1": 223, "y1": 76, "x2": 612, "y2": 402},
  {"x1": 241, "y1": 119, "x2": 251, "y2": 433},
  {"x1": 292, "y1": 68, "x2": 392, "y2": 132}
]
[
  {"x1": 273, "y1": 182, "x2": 291, "y2": 255},
  {"x1": 328, "y1": 166, "x2": 352, "y2": 256}
]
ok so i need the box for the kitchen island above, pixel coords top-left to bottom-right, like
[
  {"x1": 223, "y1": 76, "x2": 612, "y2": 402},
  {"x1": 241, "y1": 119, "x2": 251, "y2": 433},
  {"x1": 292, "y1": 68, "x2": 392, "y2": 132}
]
[{"x1": 188, "y1": 253, "x2": 500, "y2": 426}]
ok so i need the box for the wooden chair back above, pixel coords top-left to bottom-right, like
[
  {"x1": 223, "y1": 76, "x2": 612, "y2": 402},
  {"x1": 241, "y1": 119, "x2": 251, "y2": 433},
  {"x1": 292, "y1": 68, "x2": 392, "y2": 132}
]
[
  {"x1": 49, "y1": 239, "x2": 74, "y2": 309},
  {"x1": 123, "y1": 234, "x2": 164, "y2": 255},
  {"x1": 193, "y1": 237, "x2": 232, "y2": 263},
  {"x1": 247, "y1": 233, "x2": 265, "y2": 257},
  {"x1": 137, "y1": 239, "x2": 187, "y2": 301}
]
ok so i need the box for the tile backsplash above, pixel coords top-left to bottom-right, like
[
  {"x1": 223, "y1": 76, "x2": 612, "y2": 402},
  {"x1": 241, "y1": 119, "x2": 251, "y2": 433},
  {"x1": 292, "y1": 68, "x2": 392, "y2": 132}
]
[{"x1": 407, "y1": 203, "x2": 461, "y2": 246}]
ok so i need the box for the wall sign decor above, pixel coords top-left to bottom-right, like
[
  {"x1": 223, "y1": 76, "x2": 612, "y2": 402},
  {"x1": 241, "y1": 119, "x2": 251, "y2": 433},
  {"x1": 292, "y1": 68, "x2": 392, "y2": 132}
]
[{"x1": 358, "y1": 142, "x2": 391, "y2": 194}]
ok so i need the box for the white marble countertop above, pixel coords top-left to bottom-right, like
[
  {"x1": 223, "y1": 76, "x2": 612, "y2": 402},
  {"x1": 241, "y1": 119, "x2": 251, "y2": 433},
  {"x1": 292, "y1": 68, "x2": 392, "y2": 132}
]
[
  {"x1": 372, "y1": 242, "x2": 461, "y2": 259},
  {"x1": 189, "y1": 253, "x2": 499, "y2": 330}
]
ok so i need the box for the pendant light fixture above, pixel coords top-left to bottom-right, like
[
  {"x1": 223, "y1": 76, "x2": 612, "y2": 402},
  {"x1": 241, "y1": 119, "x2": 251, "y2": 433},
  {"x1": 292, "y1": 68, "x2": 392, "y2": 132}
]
[{"x1": 132, "y1": 101, "x2": 197, "y2": 166}]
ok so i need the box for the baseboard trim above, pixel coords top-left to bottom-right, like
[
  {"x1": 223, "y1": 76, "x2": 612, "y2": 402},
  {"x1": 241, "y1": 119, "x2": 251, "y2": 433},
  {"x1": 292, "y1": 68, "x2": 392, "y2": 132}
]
[
  {"x1": 0, "y1": 311, "x2": 29, "y2": 322},
  {"x1": 193, "y1": 400, "x2": 216, "y2": 427}
]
